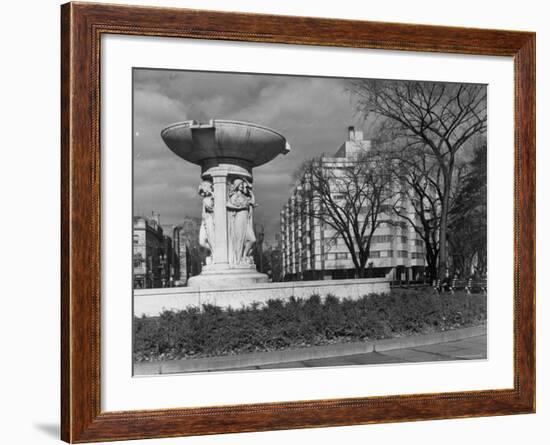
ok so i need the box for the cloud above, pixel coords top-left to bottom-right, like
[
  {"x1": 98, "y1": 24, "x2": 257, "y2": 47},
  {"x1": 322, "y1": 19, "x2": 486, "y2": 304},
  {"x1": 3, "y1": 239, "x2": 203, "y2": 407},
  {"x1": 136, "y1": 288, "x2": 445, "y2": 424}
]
[{"x1": 133, "y1": 68, "x2": 364, "y2": 241}]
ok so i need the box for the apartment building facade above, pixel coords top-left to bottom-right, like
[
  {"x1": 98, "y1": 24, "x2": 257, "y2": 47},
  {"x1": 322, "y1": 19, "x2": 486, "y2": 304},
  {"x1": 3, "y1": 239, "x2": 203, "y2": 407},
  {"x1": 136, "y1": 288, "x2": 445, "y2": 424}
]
[{"x1": 280, "y1": 127, "x2": 426, "y2": 282}]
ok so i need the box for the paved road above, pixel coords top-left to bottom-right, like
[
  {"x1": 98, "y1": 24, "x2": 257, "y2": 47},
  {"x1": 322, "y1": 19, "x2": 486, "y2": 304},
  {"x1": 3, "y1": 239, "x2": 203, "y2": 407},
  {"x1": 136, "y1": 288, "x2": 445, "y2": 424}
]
[{"x1": 223, "y1": 334, "x2": 487, "y2": 371}]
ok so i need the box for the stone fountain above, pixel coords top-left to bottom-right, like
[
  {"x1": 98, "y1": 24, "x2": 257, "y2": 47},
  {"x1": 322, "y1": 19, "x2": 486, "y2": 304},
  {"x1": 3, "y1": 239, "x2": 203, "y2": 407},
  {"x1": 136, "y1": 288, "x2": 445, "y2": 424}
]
[{"x1": 161, "y1": 119, "x2": 290, "y2": 288}]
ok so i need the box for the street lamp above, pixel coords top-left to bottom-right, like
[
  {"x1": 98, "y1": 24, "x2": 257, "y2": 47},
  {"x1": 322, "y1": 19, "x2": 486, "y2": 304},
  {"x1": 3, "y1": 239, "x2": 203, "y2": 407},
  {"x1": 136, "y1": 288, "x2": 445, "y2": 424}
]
[
  {"x1": 159, "y1": 253, "x2": 166, "y2": 287},
  {"x1": 258, "y1": 225, "x2": 265, "y2": 273},
  {"x1": 147, "y1": 255, "x2": 153, "y2": 288}
]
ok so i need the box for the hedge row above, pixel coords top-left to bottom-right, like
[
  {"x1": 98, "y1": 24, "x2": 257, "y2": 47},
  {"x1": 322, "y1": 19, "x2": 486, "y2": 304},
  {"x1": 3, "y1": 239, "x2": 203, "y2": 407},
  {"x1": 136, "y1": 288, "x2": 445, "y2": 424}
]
[{"x1": 133, "y1": 289, "x2": 486, "y2": 362}]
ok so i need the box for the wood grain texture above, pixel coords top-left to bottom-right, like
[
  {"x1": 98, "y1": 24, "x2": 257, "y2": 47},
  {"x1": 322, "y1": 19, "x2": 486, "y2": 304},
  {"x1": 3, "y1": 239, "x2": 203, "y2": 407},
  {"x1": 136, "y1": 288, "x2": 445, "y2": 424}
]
[{"x1": 60, "y1": 2, "x2": 536, "y2": 442}]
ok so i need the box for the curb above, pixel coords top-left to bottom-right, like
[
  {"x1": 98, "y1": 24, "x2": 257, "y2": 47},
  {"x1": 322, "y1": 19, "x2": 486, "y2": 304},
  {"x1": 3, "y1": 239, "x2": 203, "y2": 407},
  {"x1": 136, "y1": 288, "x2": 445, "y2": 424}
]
[{"x1": 134, "y1": 324, "x2": 486, "y2": 376}]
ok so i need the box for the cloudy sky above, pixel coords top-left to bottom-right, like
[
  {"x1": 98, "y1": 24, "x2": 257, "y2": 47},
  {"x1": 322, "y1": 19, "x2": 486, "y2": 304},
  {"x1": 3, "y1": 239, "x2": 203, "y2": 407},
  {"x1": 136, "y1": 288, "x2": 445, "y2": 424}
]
[{"x1": 133, "y1": 68, "x2": 365, "y2": 243}]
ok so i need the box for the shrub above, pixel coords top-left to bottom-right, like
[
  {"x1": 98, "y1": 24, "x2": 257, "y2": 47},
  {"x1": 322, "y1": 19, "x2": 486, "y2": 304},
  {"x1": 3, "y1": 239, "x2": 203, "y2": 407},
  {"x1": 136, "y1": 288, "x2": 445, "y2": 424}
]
[{"x1": 133, "y1": 288, "x2": 486, "y2": 362}]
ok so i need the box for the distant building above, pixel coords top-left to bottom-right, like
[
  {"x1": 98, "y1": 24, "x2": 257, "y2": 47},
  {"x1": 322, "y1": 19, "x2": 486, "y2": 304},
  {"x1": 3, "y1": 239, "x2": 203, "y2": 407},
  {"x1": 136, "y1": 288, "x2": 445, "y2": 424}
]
[
  {"x1": 161, "y1": 233, "x2": 174, "y2": 287},
  {"x1": 280, "y1": 127, "x2": 426, "y2": 282},
  {"x1": 172, "y1": 216, "x2": 204, "y2": 286},
  {"x1": 133, "y1": 213, "x2": 174, "y2": 289},
  {"x1": 267, "y1": 245, "x2": 283, "y2": 282}
]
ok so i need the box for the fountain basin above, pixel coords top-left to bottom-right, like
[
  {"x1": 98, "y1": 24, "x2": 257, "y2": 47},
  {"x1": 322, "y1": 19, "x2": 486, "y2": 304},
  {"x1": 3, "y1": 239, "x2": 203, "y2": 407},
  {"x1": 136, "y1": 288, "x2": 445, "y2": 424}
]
[{"x1": 161, "y1": 119, "x2": 290, "y2": 171}]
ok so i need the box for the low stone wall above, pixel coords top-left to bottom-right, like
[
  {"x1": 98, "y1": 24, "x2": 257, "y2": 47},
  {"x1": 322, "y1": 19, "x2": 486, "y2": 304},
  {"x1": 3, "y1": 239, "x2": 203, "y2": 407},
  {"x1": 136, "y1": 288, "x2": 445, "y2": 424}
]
[{"x1": 134, "y1": 278, "x2": 390, "y2": 316}]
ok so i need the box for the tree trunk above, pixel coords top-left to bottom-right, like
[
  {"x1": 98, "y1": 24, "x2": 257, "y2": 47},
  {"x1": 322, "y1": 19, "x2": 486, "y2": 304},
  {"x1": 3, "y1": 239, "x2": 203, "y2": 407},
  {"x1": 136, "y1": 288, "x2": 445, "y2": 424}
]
[
  {"x1": 423, "y1": 236, "x2": 438, "y2": 283},
  {"x1": 426, "y1": 255, "x2": 438, "y2": 283},
  {"x1": 438, "y1": 173, "x2": 452, "y2": 281},
  {"x1": 356, "y1": 256, "x2": 368, "y2": 278}
]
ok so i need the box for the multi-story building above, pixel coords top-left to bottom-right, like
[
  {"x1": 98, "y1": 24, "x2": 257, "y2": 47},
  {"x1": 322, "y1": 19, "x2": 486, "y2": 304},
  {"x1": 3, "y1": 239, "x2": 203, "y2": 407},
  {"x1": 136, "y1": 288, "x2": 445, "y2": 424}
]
[
  {"x1": 280, "y1": 127, "x2": 426, "y2": 282},
  {"x1": 133, "y1": 213, "x2": 173, "y2": 289}
]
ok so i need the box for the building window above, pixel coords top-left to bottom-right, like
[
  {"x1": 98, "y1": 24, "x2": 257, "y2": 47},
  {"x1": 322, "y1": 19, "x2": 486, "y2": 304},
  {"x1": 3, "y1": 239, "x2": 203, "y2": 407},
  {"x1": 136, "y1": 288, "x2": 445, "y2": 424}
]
[
  {"x1": 384, "y1": 250, "x2": 394, "y2": 258},
  {"x1": 398, "y1": 250, "x2": 408, "y2": 258},
  {"x1": 415, "y1": 239, "x2": 423, "y2": 246},
  {"x1": 372, "y1": 235, "x2": 393, "y2": 243},
  {"x1": 398, "y1": 236, "x2": 408, "y2": 244},
  {"x1": 335, "y1": 253, "x2": 348, "y2": 260},
  {"x1": 411, "y1": 252, "x2": 424, "y2": 259},
  {"x1": 370, "y1": 251, "x2": 381, "y2": 258}
]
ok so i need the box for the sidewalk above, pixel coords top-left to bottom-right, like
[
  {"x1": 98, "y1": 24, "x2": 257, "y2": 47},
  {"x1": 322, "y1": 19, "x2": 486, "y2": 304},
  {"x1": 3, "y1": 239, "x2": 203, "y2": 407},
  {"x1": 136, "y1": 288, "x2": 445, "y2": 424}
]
[
  {"x1": 134, "y1": 326, "x2": 487, "y2": 375},
  {"x1": 221, "y1": 334, "x2": 487, "y2": 371}
]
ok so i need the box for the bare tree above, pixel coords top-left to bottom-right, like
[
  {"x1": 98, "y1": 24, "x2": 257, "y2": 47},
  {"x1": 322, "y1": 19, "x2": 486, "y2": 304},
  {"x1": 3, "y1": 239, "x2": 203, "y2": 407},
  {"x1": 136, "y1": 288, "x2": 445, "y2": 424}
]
[
  {"x1": 296, "y1": 150, "x2": 394, "y2": 278},
  {"x1": 390, "y1": 145, "x2": 441, "y2": 281},
  {"x1": 349, "y1": 80, "x2": 487, "y2": 280},
  {"x1": 388, "y1": 143, "x2": 467, "y2": 282},
  {"x1": 448, "y1": 143, "x2": 487, "y2": 278}
]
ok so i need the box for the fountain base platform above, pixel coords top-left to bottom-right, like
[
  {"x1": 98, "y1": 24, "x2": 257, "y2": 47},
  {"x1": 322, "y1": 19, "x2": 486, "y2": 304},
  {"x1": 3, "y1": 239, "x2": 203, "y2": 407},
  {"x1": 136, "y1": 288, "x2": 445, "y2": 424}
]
[{"x1": 187, "y1": 265, "x2": 269, "y2": 288}]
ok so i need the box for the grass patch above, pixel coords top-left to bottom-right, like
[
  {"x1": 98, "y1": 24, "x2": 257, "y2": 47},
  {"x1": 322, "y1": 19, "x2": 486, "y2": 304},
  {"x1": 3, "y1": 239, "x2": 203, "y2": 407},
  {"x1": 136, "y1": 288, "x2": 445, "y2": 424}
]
[{"x1": 133, "y1": 288, "x2": 486, "y2": 362}]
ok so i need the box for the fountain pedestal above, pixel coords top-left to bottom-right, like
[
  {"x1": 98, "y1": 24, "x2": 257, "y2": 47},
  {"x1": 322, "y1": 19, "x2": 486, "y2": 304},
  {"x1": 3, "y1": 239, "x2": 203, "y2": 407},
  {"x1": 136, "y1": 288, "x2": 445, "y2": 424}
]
[{"x1": 161, "y1": 120, "x2": 290, "y2": 289}]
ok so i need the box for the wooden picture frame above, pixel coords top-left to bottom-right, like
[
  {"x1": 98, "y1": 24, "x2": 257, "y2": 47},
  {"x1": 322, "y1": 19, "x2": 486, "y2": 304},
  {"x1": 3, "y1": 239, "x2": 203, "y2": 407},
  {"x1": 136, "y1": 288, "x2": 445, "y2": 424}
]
[{"x1": 61, "y1": 2, "x2": 535, "y2": 442}]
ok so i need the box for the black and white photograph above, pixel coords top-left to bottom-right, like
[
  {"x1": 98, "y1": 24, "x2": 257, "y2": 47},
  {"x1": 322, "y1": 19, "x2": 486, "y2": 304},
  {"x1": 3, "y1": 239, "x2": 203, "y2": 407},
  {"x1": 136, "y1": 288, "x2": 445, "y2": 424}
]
[{"x1": 132, "y1": 68, "x2": 488, "y2": 375}]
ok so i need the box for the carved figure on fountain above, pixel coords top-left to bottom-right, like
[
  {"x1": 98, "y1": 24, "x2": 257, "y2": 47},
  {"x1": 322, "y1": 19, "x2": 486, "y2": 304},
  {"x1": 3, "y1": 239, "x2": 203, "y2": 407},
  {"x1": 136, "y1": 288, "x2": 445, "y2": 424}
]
[
  {"x1": 198, "y1": 180, "x2": 215, "y2": 265},
  {"x1": 227, "y1": 178, "x2": 256, "y2": 267}
]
